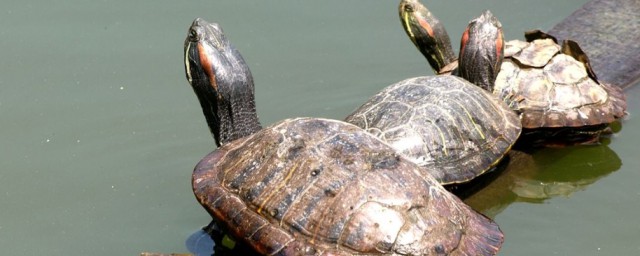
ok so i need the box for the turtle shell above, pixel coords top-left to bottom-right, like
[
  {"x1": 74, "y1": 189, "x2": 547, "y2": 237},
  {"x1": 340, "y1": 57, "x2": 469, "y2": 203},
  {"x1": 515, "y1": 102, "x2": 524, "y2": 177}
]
[
  {"x1": 493, "y1": 37, "x2": 627, "y2": 130},
  {"x1": 345, "y1": 76, "x2": 521, "y2": 185},
  {"x1": 193, "y1": 117, "x2": 503, "y2": 255}
]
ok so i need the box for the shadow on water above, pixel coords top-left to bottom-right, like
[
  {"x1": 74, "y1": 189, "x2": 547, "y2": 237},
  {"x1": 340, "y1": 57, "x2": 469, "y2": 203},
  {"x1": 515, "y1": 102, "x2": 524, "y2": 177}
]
[
  {"x1": 453, "y1": 138, "x2": 622, "y2": 219},
  {"x1": 185, "y1": 229, "x2": 215, "y2": 256}
]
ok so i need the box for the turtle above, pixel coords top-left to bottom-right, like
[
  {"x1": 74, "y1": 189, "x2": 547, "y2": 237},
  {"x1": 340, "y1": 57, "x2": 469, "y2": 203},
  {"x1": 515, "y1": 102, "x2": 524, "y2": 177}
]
[
  {"x1": 346, "y1": 10, "x2": 521, "y2": 185},
  {"x1": 494, "y1": 31, "x2": 627, "y2": 144},
  {"x1": 460, "y1": 0, "x2": 640, "y2": 229},
  {"x1": 183, "y1": 18, "x2": 503, "y2": 255},
  {"x1": 398, "y1": 0, "x2": 627, "y2": 145}
]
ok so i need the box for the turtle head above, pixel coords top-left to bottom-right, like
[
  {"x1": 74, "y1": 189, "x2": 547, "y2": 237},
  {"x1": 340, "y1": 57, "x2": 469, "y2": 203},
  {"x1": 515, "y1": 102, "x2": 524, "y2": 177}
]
[
  {"x1": 399, "y1": 0, "x2": 456, "y2": 74},
  {"x1": 184, "y1": 18, "x2": 236, "y2": 102},
  {"x1": 457, "y1": 10, "x2": 504, "y2": 92},
  {"x1": 184, "y1": 18, "x2": 260, "y2": 146}
]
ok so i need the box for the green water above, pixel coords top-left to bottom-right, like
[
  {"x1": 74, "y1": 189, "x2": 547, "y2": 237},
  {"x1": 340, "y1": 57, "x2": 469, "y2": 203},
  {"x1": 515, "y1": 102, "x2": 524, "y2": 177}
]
[{"x1": 1, "y1": 0, "x2": 638, "y2": 255}]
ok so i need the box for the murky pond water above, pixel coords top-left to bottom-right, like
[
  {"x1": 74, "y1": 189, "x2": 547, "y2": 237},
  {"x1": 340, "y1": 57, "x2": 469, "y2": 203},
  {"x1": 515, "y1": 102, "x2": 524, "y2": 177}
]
[{"x1": 1, "y1": 0, "x2": 638, "y2": 255}]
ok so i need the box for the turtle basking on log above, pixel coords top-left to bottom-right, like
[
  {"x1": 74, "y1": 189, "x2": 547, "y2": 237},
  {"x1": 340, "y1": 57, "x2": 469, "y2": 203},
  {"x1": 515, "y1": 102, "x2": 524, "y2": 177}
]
[{"x1": 399, "y1": 0, "x2": 627, "y2": 146}]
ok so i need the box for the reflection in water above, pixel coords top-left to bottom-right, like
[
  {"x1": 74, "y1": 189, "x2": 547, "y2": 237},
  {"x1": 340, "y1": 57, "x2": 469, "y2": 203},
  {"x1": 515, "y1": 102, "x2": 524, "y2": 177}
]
[
  {"x1": 185, "y1": 229, "x2": 214, "y2": 256},
  {"x1": 458, "y1": 142, "x2": 622, "y2": 218}
]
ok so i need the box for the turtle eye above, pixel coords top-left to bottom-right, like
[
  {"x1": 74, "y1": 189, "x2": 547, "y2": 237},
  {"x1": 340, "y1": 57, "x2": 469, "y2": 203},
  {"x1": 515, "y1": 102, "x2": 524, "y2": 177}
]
[
  {"x1": 404, "y1": 4, "x2": 414, "y2": 12},
  {"x1": 189, "y1": 27, "x2": 199, "y2": 41}
]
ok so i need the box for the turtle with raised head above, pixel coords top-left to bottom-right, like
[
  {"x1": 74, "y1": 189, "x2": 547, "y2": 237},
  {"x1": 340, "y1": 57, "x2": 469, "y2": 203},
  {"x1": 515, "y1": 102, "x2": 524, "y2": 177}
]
[
  {"x1": 346, "y1": 10, "x2": 521, "y2": 185},
  {"x1": 183, "y1": 18, "x2": 503, "y2": 255},
  {"x1": 399, "y1": 0, "x2": 626, "y2": 145}
]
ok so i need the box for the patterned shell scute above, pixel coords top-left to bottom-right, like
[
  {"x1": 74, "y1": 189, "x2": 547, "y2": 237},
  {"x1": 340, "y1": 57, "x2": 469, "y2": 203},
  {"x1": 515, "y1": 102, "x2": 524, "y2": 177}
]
[
  {"x1": 345, "y1": 76, "x2": 521, "y2": 185},
  {"x1": 509, "y1": 39, "x2": 560, "y2": 67},
  {"x1": 192, "y1": 117, "x2": 503, "y2": 255},
  {"x1": 503, "y1": 40, "x2": 528, "y2": 57},
  {"x1": 494, "y1": 39, "x2": 626, "y2": 129}
]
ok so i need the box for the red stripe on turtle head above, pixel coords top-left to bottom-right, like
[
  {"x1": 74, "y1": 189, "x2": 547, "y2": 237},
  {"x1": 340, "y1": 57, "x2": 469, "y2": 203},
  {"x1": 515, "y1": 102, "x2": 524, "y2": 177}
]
[{"x1": 197, "y1": 43, "x2": 218, "y2": 93}]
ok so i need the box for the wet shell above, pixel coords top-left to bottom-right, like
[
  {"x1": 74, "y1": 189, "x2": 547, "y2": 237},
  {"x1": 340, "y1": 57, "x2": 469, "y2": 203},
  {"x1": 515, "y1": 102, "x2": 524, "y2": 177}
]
[
  {"x1": 345, "y1": 76, "x2": 521, "y2": 185},
  {"x1": 494, "y1": 38, "x2": 626, "y2": 129},
  {"x1": 193, "y1": 117, "x2": 503, "y2": 255}
]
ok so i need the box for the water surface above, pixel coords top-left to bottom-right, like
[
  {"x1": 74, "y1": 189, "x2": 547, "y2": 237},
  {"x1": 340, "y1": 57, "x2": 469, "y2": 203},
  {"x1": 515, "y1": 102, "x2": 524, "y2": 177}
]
[{"x1": 1, "y1": 0, "x2": 638, "y2": 255}]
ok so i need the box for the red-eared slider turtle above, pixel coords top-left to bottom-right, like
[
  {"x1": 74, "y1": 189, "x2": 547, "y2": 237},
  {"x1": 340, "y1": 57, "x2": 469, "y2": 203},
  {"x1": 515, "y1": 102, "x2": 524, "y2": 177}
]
[
  {"x1": 346, "y1": 10, "x2": 521, "y2": 185},
  {"x1": 399, "y1": 0, "x2": 458, "y2": 76},
  {"x1": 399, "y1": 0, "x2": 627, "y2": 145},
  {"x1": 184, "y1": 18, "x2": 503, "y2": 255},
  {"x1": 398, "y1": 0, "x2": 456, "y2": 76},
  {"x1": 493, "y1": 31, "x2": 626, "y2": 143}
]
